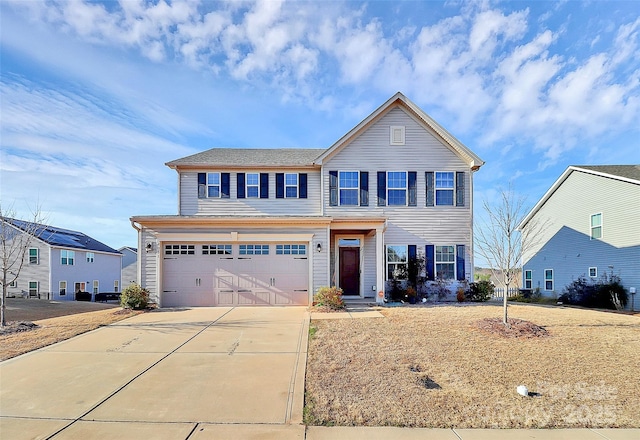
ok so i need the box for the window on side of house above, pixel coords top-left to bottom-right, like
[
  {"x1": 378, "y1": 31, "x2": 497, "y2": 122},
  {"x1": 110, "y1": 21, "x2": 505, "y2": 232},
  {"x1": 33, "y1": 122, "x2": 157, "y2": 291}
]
[
  {"x1": 61, "y1": 250, "x2": 75, "y2": 265},
  {"x1": 202, "y1": 244, "x2": 232, "y2": 255},
  {"x1": 114, "y1": 280, "x2": 119, "y2": 293},
  {"x1": 544, "y1": 269, "x2": 553, "y2": 291},
  {"x1": 387, "y1": 171, "x2": 407, "y2": 206},
  {"x1": 387, "y1": 245, "x2": 408, "y2": 279},
  {"x1": 29, "y1": 248, "x2": 39, "y2": 264},
  {"x1": 524, "y1": 270, "x2": 532, "y2": 289},
  {"x1": 339, "y1": 171, "x2": 359, "y2": 205},
  {"x1": 93, "y1": 280, "x2": 99, "y2": 294},
  {"x1": 207, "y1": 172, "x2": 221, "y2": 198},
  {"x1": 59, "y1": 281, "x2": 67, "y2": 295},
  {"x1": 239, "y1": 244, "x2": 269, "y2": 255},
  {"x1": 285, "y1": 173, "x2": 298, "y2": 198},
  {"x1": 590, "y1": 213, "x2": 602, "y2": 239},
  {"x1": 435, "y1": 245, "x2": 455, "y2": 279},
  {"x1": 246, "y1": 173, "x2": 259, "y2": 198},
  {"x1": 276, "y1": 244, "x2": 306, "y2": 255},
  {"x1": 86, "y1": 252, "x2": 94, "y2": 263},
  {"x1": 9, "y1": 280, "x2": 17, "y2": 288},
  {"x1": 29, "y1": 281, "x2": 38, "y2": 297},
  {"x1": 435, "y1": 172, "x2": 454, "y2": 206},
  {"x1": 589, "y1": 267, "x2": 597, "y2": 278}
]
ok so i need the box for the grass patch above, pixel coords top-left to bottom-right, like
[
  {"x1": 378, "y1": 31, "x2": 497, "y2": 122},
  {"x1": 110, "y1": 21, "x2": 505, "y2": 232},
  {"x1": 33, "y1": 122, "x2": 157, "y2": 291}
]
[{"x1": 305, "y1": 304, "x2": 640, "y2": 428}]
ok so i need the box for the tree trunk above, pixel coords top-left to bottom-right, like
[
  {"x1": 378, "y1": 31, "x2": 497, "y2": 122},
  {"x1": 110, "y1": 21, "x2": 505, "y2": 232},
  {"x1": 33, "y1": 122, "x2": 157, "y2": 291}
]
[
  {"x1": 1, "y1": 287, "x2": 6, "y2": 327},
  {"x1": 503, "y1": 282, "x2": 509, "y2": 325}
]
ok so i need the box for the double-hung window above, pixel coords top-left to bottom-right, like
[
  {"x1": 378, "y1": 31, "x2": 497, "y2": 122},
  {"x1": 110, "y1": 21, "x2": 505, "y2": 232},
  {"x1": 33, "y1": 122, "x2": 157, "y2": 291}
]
[
  {"x1": 86, "y1": 252, "x2": 94, "y2": 263},
  {"x1": 544, "y1": 269, "x2": 553, "y2": 291},
  {"x1": 524, "y1": 270, "x2": 532, "y2": 289},
  {"x1": 435, "y1": 245, "x2": 455, "y2": 279},
  {"x1": 61, "y1": 250, "x2": 75, "y2": 265},
  {"x1": 207, "y1": 172, "x2": 221, "y2": 198},
  {"x1": 339, "y1": 171, "x2": 359, "y2": 205},
  {"x1": 246, "y1": 173, "x2": 259, "y2": 198},
  {"x1": 29, "y1": 248, "x2": 39, "y2": 264},
  {"x1": 29, "y1": 281, "x2": 38, "y2": 297},
  {"x1": 59, "y1": 281, "x2": 67, "y2": 296},
  {"x1": 93, "y1": 280, "x2": 99, "y2": 294},
  {"x1": 435, "y1": 172, "x2": 454, "y2": 205},
  {"x1": 285, "y1": 173, "x2": 298, "y2": 198},
  {"x1": 589, "y1": 267, "x2": 597, "y2": 278},
  {"x1": 590, "y1": 213, "x2": 602, "y2": 239},
  {"x1": 114, "y1": 280, "x2": 119, "y2": 293},
  {"x1": 387, "y1": 245, "x2": 408, "y2": 279},
  {"x1": 387, "y1": 172, "x2": 407, "y2": 206}
]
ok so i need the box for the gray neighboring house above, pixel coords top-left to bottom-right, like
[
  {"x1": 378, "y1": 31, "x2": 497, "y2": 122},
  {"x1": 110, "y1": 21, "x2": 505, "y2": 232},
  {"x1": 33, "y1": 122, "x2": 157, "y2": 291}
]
[
  {"x1": 2, "y1": 218, "x2": 122, "y2": 300},
  {"x1": 119, "y1": 246, "x2": 138, "y2": 288},
  {"x1": 131, "y1": 93, "x2": 484, "y2": 308},
  {"x1": 518, "y1": 165, "x2": 640, "y2": 310}
]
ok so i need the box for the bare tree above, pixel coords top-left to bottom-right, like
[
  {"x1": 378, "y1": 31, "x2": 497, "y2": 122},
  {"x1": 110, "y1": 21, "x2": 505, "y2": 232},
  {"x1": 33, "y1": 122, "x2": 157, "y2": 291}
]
[
  {"x1": 475, "y1": 186, "x2": 548, "y2": 325},
  {"x1": 0, "y1": 204, "x2": 46, "y2": 327}
]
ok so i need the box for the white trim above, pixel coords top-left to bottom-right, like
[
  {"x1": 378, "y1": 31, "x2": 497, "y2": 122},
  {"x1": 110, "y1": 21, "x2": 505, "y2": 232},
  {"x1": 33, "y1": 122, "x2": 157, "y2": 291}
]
[
  {"x1": 589, "y1": 267, "x2": 598, "y2": 278},
  {"x1": 434, "y1": 171, "x2": 455, "y2": 206},
  {"x1": 156, "y1": 232, "x2": 314, "y2": 242},
  {"x1": 246, "y1": 172, "x2": 260, "y2": 198},
  {"x1": 590, "y1": 212, "x2": 603, "y2": 240},
  {"x1": 284, "y1": 172, "x2": 299, "y2": 198},
  {"x1": 544, "y1": 268, "x2": 554, "y2": 291},
  {"x1": 387, "y1": 171, "x2": 408, "y2": 206}
]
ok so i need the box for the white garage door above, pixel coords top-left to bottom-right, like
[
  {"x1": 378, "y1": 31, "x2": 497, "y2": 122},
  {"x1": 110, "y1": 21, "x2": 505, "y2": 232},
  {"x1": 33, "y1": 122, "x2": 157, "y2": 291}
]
[{"x1": 162, "y1": 243, "x2": 309, "y2": 307}]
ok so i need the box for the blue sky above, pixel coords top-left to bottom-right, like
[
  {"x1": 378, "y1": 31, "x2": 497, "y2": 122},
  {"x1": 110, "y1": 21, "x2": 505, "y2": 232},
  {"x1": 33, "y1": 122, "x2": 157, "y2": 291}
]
[{"x1": 1, "y1": 0, "x2": 639, "y2": 254}]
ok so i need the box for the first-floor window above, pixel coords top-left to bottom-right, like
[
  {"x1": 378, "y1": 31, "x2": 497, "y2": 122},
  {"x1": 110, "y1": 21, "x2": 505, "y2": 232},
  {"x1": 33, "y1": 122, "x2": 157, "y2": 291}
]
[
  {"x1": 9, "y1": 280, "x2": 17, "y2": 288},
  {"x1": 524, "y1": 270, "x2": 532, "y2": 289},
  {"x1": 59, "y1": 281, "x2": 67, "y2": 296},
  {"x1": 387, "y1": 245, "x2": 408, "y2": 279},
  {"x1": 114, "y1": 280, "x2": 119, "y2": 293},
  {"x1": 544, "y1": 269, "x2": 553, "y2": 291},
  {"x1": 61, "y1": 250, "x2": 75, "y2": 265},
  {"x1": 93, "y1": 280, "x2": 99, "y2": 294},
  {"x1": 285, "y1": 173, "x2": 298, "y2": 198},
  {"x1": 29, "y1": 248, "x2": 39, "y2": 264},
  {"x1": 86, "y1": 252, "x2": 95, "y2": 263},
  {"x1": 29, "y1": 281, "x2": 38, "y2": 297},
  {"x1": 435, "y1": 245, "x2": 455, "y2": 279},
  {"x1": 589, "y1": 267, "x2": 597, "y2": 278}
]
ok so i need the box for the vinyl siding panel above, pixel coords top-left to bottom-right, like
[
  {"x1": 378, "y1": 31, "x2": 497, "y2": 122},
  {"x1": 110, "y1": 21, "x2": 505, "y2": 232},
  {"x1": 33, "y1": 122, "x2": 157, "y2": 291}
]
[
  {"x1": 180, "y1": 169, "x2": 321, "y2": 216},
  {"x1": 522, "y1": 171, "x2": 640, "y2": 309},
  {"x1": 6, "y1": 238, "x2": 50, "y2": 299},
  {"x1": 140, "y1": 228, "x2": 159, "y2": 304}
]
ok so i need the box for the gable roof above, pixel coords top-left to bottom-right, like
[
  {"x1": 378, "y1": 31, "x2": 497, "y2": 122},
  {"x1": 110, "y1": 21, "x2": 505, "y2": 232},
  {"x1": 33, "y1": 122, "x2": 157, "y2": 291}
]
[
  {"x1": 2, "y1": 218, "x2": 120, "y2": 255},
  {"x1": 517, "y1": 165, "x2": 640, "y2": 230},
  {"x1": 314, "y1": 92, "x2": 484, "y2": 169},
  {"x1": 166, "y1": 148, "x2": 325, "y2": 169}
]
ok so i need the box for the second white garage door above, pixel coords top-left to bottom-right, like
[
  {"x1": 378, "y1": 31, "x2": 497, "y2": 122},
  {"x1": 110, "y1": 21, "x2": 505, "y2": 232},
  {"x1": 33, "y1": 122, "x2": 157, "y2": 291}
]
[{"x1": 162, "y1": 243, "x2": 309, "y2": 307}]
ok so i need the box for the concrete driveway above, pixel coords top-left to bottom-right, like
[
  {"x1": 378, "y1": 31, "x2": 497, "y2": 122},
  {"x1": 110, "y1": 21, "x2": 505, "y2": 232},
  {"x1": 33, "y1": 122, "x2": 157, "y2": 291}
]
[{"x1": 0, "y1": 307, "x2": 309, "y2": 440}]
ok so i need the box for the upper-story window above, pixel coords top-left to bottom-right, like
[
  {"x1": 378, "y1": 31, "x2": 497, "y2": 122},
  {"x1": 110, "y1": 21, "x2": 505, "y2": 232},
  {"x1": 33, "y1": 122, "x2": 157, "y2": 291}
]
[
  {"x1": 285, "y1": 173, "x2": 298, "y2": 198},
  {"x1": 61, "y1": 250, "x2": 75, "y2": 265},
  {"x1": 590, "y1": 213, "x2": 602, "y2": 239},
  {"x1": 387, "y1": 172, "x2": 407, "y2": 206},
  {"x1": 246, "y1": 173, "x2": 259, "y2": 198},
  {"x1": 207, "y1": 172, "x2": 221, "y2": 198},
  {"x1": 339, "y1": 171, "x2": 359, "y2": 205},
  {"x1": 435, "y1": 172, "x2": 454, "y2": 205},
  {"x1": 86, "y1": 252, "x2": 94, "y2": 263},
  {"x1": 29, "y1": 248, "x2": 39, "y2": 264}
]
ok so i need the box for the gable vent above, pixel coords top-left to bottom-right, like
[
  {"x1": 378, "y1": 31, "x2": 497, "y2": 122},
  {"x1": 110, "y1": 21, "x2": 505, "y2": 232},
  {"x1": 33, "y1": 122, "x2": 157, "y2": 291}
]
[{"x1": 390, "y1": 126, "x2": 405, "y2": 145}]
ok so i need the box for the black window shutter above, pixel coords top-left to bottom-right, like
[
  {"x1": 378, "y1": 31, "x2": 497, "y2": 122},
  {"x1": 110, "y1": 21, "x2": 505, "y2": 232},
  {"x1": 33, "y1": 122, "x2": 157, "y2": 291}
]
[
  {"x1": 329, "y1": 171, "x2": 338, "y2": 206},
  {"x1": 456, "y1": 244, "x2": 466, "y2": 280},
  {"x1": 237, "y1": 173, "x2": 246, "y2": 198},
  {"x1": 408, "y1": 171, "x2": 417, "y2": 206},
  {"x1": 276, "y1": 173, "x2": 284, "y2": 198},
  {"x1": 425, "y1": 172, "x2": 434, "y2": 206},
  {"x1": 425, "y1": 245, "x2": 435, "y2": 280},
  {"x1": 221, "y1": 173, "x2": 230, "y2": 198},
  {"x1": 456, "y1": 172, "x2": 465, "y2": 206},
  {"x1": 377, "y1": 172, "x2": 386, "y2": 206},
  {"x1": 408, "y1": 245, "x2": 417, "y2": 286},
  {"x1": 197, "y1": 173, "x2": 206, "y2": 199},
  {"x1": 260, "y1": 173, "x2": 269, "y2": 198},
  {"x1": 360, "y1": 171, "x2": 369, "y2": 206},
  {"x1": 299, "y1": 173, "x2": 308, "y2": 199}
]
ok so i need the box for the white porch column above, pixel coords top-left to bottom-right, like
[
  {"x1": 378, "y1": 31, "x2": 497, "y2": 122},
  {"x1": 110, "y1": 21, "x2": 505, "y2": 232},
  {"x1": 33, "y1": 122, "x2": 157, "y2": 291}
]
[{"x1": 376, "y1": 225, "x2": 385, "y2": 304}]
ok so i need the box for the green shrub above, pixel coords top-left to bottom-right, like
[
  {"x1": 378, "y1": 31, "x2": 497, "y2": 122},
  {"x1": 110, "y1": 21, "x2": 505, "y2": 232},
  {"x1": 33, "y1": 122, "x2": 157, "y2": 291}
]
[
  {"x1": 467, "y1": 280, "x2": 494, "y2": 302},
  {"x1": 313, "y1": 286, "x2": 345, "y2": 310},
  {"x1": 559, "y1": 273, "x2": 628, "y2": 310},
  {"x1": 120, "y1": 283, "x2": 150, "y2": 310}
]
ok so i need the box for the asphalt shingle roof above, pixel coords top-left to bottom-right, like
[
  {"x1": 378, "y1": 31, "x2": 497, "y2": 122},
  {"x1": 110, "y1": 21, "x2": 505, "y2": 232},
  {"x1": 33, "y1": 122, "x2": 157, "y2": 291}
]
[
  {"x1": 3, "y1": 218, "x2": 120, "y2": 254},
  {"x1": 166, "y1": 148, "x2": 326, "y2": 168},
  {"x1": 575, "y1": 165, "x2": 640, "y2": 182}
]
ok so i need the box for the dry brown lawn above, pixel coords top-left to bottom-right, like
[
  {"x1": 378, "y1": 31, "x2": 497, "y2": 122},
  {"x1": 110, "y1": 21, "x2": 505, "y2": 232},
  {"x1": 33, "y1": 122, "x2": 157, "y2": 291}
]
[
  {"x1": 305, "y1": 304, "x2": 640, "y2": 428},
  {"x1": 1, "y1": 307, "x2": 142, "y2": 361}
]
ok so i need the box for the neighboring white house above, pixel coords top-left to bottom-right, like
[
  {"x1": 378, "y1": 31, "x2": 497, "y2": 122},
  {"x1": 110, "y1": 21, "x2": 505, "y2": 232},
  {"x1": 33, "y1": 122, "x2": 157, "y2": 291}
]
[
  {"x1": 119, "y1": 246, "x2": 138, "y2": 288},
  {"x1": 2, "y1": 218, "x2": 122, "y2": 300},
  {"x1": 518, "y1": 165, "x2": 640, "y2": 310},
  {"x1": 131, "y1": 92, "x2": 484, "y2": 307}
]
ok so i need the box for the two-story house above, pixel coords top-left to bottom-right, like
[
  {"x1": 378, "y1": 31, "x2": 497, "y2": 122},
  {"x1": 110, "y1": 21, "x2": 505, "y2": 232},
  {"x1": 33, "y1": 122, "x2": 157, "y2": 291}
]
[
  {"x1": 518, "y1": 165, "x2": 640, "y2": 309},
  {"x1": 2, "y1": 218, "x2": 122, "y2": 300},
  {"x1": 131, "y1": 93, "x2": 484, "y2": 307}
]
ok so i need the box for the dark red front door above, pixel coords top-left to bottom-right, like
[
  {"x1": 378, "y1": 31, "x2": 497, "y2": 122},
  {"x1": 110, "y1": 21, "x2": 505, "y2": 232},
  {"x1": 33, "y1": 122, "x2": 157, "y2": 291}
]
[{"x1": 339, "y1": 247, "x2": 360, "y2": 295}]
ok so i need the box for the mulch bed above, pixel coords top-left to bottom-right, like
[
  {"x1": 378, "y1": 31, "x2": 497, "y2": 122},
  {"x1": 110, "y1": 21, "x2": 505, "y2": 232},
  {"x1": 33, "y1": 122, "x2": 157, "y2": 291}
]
[
  {"x1": 476, "y1": 317, "x2": 550, "y2": 338},
  {"x1": 0, "y1": 321, "x2": 40, "y2": 336}
]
